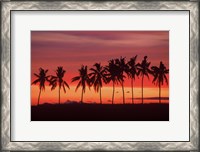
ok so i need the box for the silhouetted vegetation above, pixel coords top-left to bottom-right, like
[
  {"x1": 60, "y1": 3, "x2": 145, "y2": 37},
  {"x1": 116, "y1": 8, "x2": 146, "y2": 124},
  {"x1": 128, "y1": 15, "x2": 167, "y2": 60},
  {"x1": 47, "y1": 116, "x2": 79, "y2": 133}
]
[
  {"x1": 32, "y1": 68, "x2": 50, "y2": 106},
  {"x1": 114, "y1": 57, "x2": 129, "y2": 104},
  {"x1": 49, "y1": 66, "x2": 70, "y2": 104},
  {"x1": 137, "y1": 56, "x2": 152, "y2": 104},
  {"x1": 105, "y1": 59, "x2": 120, "y2": 104},
  {"x1": 151, "y1": 62, "x2": 169, "y2": 103},
  {"x1": 71, "y1": 65, "x2": 90, "y2": 103},
  {"x1": 127, "y1": 55, "x2": 138, "y2": 104},
  {"x1": 89, "y1": 63, "x2": 107, "y2": 104},
  {"x1": 32, "y1": 56, "x2": 169, "y2": 105}
]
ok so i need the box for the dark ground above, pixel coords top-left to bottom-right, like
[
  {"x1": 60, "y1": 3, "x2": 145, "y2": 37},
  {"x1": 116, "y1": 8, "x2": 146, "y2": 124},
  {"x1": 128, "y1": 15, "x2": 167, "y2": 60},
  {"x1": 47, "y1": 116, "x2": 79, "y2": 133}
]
[{"x1": 31, "y1": 103, "x2": 169, "y2": 121}]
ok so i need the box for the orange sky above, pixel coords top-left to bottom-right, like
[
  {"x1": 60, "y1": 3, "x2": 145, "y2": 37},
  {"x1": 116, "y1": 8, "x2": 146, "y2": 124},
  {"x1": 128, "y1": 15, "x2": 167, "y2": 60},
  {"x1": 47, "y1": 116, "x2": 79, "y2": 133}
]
[{"x1": 31, "y1": 31, "x2": 169, "y2": 105}]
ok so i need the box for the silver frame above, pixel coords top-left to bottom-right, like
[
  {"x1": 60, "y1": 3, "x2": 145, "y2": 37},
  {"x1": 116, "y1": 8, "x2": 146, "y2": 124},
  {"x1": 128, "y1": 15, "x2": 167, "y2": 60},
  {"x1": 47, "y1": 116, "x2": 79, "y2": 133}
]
[{"x1": 1, "y1": 1, "x2": 199, "y2": 151}]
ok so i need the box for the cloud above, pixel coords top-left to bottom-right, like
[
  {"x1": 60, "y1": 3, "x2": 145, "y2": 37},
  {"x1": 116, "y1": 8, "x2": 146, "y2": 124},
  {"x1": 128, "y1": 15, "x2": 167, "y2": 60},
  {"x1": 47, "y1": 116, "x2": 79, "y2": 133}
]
[{"x1": 31, "y1": 31, "x2": 169, "y2": 51}]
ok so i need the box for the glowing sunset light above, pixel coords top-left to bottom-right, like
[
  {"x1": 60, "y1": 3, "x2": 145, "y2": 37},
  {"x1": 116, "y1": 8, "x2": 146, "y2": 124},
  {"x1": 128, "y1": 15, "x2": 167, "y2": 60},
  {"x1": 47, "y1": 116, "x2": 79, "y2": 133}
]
[
  {"x1": 31, "y1": 31, "x2": 169, "y2": 106},
  {"x1": 31, "y1": 85, "x2": 169, "y2": 106}
]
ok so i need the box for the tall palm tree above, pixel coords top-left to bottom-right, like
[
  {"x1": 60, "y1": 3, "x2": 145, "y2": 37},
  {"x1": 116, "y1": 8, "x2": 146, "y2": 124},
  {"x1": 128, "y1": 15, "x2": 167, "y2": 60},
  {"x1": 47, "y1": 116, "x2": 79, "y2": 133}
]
[
  {"x1": 89, "y1": 63, "x2": 107, "y2": 104},
  {"x1": 127, "y1": 55, "x2": 138, "y2": 104},
  {"x1": 137, "y1": 56, "x2": 151, "y2": 104},
  {"x1": 50, "y1": 66, "x2": 70, "y2": 104},
  {"x1": 151, "y1": 61, "x2": 169, "y2": 103},
  {"x1": 32, "y1": 68, "x2": 50, "y2": 106},
  {"x1": 105, "y1": 59, "x2": 119, "y2": 104},
  {"x1": 71, "y1": 65, "x2": 90, "y2": 103},
  {"x1": 115, "y1": 57, "x2": 129, "y2": 104}
]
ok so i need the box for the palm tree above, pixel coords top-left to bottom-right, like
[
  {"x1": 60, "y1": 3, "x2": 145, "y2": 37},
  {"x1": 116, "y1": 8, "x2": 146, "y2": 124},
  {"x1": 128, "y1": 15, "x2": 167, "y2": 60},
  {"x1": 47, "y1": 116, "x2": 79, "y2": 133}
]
[
  {"x1": 50, "y1": 66, "x2": 70, "y2": 104},
  {"x1": 115, "y1": 57, "x2": 129, "y2": 104},
  {"x1": 105, "y1": 59, "x2": 119, "y2": 104},
  {"x1": 32, "y1": 68, "x2": 50, "y2": 106},
  {"x1": 127, "y1": 55, "x2": 138, "y2": 104},
  {"x1": 71, "y1": 65, "x2": 90, "y2": 103},
  {"x1": 89, "y1": 63, "x2": 107, "y2": 104},
  {"x1": 137, "y1": 56, "x2": 151, "y2": 104},
  {"x1": 151, "y1": 61, "x2": 169, "y2": 103}
]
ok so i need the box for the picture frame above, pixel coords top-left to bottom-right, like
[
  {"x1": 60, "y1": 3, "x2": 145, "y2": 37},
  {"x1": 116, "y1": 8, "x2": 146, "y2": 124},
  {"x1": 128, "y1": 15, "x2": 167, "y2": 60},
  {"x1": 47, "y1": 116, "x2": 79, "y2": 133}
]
[{"x1": 1, "y1": 0, "x2": 199, "y2": 151}]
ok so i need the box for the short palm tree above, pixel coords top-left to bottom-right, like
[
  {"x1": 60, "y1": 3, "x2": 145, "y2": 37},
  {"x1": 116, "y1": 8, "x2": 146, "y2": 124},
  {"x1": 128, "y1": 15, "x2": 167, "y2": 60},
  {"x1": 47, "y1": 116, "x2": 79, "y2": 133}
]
[
  {"x1": 137, "y1": 56, "x2": 151, "y2": 104},
  {"x1": 32, "y1": 68, "x2": 50, "y2": 106},
  {"x1": 127, "y1": 55, "x2": 138, "y2": 104},
  {"x1": 50, "y1": 66, "x2": 70, "y2": 104},
  {"x1": 105, "y1": 59, "x2": 119, "y2": 104},
  {"x1": 71, "y1": 65, "x2": 90, "y2": 103},
  {"x1": 115, "y1": 57, "x2": 129, "y2": 104},
  {"x1": 151, "y1": 61, "x2": 169, "y2": 103},
  {"x1": 89, "y1": 63, "x2": 107, "y2": 104}
]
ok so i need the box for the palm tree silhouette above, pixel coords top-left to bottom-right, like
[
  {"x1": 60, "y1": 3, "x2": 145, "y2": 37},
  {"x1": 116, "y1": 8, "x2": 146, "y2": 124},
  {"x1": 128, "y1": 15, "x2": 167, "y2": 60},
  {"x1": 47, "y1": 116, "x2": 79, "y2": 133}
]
[
  {"x1": 32, "y1": 68, "x2": 50, "y2": 106},
  {"x1": 89, "y1": 63, "x2": 107, "y2": 104},
  {"x1": 50, "y1": 66, "x2": 70, "y2": 104},
  {"x1": 127, "y1": 55, "x2": 138, "y2": 104},
  {"x1": 137, "y1": 56, "x2": 151, "y2": 104},
  {"x1": 71, "y1": 65, "x2": 90, "y2": 103},
  {"x1": 151, "y1": 61, "x2": 169, "y2": 103},
  {"x1": 115, "y1": 57, "x2": 129, "y2": 104},
  {"x1": 105, "y1": 59, "x2": 119, "y2": 104}
]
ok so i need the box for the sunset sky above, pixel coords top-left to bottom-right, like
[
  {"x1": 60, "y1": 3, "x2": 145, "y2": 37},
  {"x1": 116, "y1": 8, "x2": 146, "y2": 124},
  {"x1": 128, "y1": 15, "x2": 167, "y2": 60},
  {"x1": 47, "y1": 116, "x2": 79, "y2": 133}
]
[{"x1": 31, "y1": 31, "x2": 169, "y2": 105}]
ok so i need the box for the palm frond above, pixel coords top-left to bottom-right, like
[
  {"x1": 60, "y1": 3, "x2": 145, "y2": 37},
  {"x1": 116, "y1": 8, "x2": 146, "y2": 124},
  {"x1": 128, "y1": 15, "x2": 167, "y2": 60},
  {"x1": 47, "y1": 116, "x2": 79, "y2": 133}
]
[
  {"x1": 151, "y1": 61, "x2": 169, "y2": 87},
  {"x1": 164, "y1": 74, "x2": 168, "y2": 85},
  {"x1": 63, "y1": 84, "x2": 66, "y2": 93},
  {"x1": 34, "y1": 73, "x2": 40, "y2": 78},
  {"x1": 144, "y1": 72, "x2": 149, "y2": 79},
  {"x1": 45, "y1": 69, "x2": 48, "y2": 74},
  {"x1": 64, "y1": 81, "x2": 70, "y2": 89},
  {"x1": 50, "y1": 83, "x2": 57, "y2": 90},
  {"x1": 32, "y1": 79, "x2": 40, "y2": 85},
  {"x1": 71, "y1": 76, "x2": 80, "y2": 82},
  {"x1": 165, "y1": 69, "x2": 169, "y2": 74},
  {"x1": 75, "y1": 81, "x2": 82, "y2": 92}
]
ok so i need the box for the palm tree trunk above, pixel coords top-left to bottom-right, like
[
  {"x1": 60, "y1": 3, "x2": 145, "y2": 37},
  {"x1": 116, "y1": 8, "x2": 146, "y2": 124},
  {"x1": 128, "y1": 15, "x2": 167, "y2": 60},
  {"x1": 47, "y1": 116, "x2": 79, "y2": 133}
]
[
  {"x1": 159, "y1": 82, "x2": 161, "y2": 104},
  {"x1": 112, "y1": 81, "x2": 115, "y2": 104},
  {"x1": 37, "y1": 89, "x2": 41, "y2": 106},
  {"x1": 59, "y1": 87, "x2": 60, "y2": 104},
  {"x1": 122, "y1": 82, "x2": 125, "y2": 104},
  {"x1": 131, "y1": 78, "x2": 134, "y2": 104},
  {"x1": 81, "y1": 88, "x2": 84, "y2": 103},
  {"x1": 142, "y1": 75, "x2": 144, "y2": 104},
  {"x1": 100, "y1": 87, "x2": 102, "y2": 104}
]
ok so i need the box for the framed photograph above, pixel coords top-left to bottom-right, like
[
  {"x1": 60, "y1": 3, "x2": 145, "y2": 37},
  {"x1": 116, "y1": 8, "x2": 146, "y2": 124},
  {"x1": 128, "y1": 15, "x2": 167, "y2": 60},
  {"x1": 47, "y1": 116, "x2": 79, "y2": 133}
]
[{"x1": 1, "y1": 0, "x2": 199, "y2": 151}]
